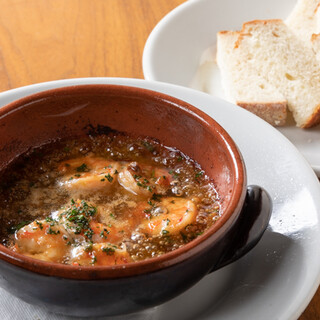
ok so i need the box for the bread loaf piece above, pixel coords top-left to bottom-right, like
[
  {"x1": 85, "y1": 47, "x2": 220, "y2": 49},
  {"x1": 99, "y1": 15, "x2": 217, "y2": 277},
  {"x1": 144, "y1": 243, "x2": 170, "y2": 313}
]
[
  {"x1": 285, "y1": 0, "x2": 320, "y2": 41},
  {"x1": 216, "y1": 31, "x2": 287, "y2": 126},
  {"x1": 311, "y1": 33, "x2": 320, "y2": 60},
  {"x1": 233, "y1": 19, "x2": 320, "y2": 128},
  {"x1": 285, "y1": 0, "x2": 320, "y2": 64}
]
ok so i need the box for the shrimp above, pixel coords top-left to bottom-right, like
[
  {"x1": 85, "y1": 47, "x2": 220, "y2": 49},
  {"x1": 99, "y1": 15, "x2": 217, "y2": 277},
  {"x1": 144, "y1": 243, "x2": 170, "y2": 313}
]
[
  {"x1": 89, "y1": 221, "x2": 128, "y2": 244},
  {"x1": 138, "y1": 197, "x2": 197, "y2": 236},
  {"x1": 70, "y1": 243, "x2": 131, "y2": 266},
  {"x1": 58, "y1": 157, "x2": 120, "y2": 192},
  {"x1": 11, "y1": 199, "x2": 133, "y2": 264},
  {"x1": 11, "y1": 220, "x2": 70, "y2": 263},
  {"x1": 118, "y1": 162, "x2": 172, "y2": 197}
]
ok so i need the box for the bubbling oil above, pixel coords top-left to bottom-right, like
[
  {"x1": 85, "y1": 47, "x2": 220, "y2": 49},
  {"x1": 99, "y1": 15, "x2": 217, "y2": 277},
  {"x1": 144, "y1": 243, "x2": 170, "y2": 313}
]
[{"x1": 0, "y1": 131, "x2": 221, "y2": 265}]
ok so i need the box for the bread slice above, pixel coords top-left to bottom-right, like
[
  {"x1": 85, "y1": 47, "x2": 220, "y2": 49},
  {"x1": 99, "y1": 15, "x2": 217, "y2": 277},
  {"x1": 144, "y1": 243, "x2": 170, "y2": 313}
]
[
  {"x1": 233, "y1": 19, "x2": 320, "y2": 128},
  {"x1": 285, "y1": 0, "x2": 320, "y2": 65},
  {"x1": 311, "y1": 33, "x2": 320, "y2": 60},
  {"x1": 216, "y1": 31, "x2": 287, "y2": 126},
  {"x1": 285, "y1": 0, "x2": 320, "y2": 41}
]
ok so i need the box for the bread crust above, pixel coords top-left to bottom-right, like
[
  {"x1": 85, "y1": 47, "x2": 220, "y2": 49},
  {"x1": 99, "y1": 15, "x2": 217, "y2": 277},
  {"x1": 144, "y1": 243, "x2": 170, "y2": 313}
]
[
  {"x1": 236, "y1": 101, "x2": 287, "y2": 126},
  {"x1": 235, "y1": 19, "x2": 283, "y2": 48},
  {"x1": 302, "y1": 103, "x2": 320, "y2": 128}
]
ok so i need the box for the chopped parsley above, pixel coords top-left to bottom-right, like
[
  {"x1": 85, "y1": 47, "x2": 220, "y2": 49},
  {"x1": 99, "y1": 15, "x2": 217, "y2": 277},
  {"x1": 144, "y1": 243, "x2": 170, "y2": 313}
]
[
  {"x1": 151, "y1": 193, "x2": 162, "y2": 202},
  {"x1": 46, "y1": 226, "x2": 60, "y2": 235},
  {"x1": 100, "y1": 228, "x2": 110, "y2": 239},
  {"x1": 76, "y1": 163, "x2": 89, "y2": 172},
  {"x1": 91, "y1": 256, "x2": 97, "y2": 264},
  {"x1": 195, "y1": 171, "x2": 204, "y2": 179},
  {"x1": 102, "y1": 246, "x2": 115, "y2": 255},
  {"x1": 105, "y1": 173, "x2": 113, "y2": 183},
  {"x1": 61, "y1": 200, "x2": 97, "y2": 240},
  {"x1": 36, "y1": 221, "x2": 43, "y2": 230},
  {"x1": 84, "y1": 242, "x2": 93, "y2": 252}
]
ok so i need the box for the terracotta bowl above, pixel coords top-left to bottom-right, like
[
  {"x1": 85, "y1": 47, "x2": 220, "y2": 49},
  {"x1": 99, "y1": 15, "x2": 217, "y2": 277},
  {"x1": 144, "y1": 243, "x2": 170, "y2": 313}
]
[{"x1": 0, "y1": 84, "x2": 272, "y2": 317}]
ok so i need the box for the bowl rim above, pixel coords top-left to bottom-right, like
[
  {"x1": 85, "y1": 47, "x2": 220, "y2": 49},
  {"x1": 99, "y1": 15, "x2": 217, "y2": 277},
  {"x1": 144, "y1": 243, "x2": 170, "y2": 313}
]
[{"x1": 0, "y1": 84, "x2": 246, "y2": 280}]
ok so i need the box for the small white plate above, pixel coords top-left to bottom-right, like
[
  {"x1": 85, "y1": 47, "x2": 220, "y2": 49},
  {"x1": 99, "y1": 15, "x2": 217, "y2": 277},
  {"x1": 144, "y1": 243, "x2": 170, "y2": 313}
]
[
  {"x1": 143, "y1": 0, "x2": 320, "y2": 177},
  {"x1": 0, "y1": 78, "x2": 320, "y2": 320}
]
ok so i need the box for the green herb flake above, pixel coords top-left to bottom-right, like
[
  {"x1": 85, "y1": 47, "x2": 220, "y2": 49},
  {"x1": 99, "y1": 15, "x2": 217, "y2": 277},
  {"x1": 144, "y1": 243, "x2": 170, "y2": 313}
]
[
  {"x1": 100, "y1": 228, "x2": 110, "y2": 239},
  {"x1": 91, "y1": 256, "x2": 97, "y2": 264},
  {"x1": 84, "y1": 229, "x2": 94, "y2": 239},
  {"x1": 195, "y1": 171, "x2": 204, "y2": 179},
  {"x1": 76, "y1": 163, "x2": 89, "y2": 172},
  {"x1": 102, "y1": 247, "x2": 115, "y2": 255},
  {"x1": 46, "y1": 226, "x2": 60, "y2": 235},
  {"x1": 61, "y1": 200, "x2": 97, "y2": 239},
  {"x1": 84, "y1": 242, "x2": 93, "y2": 252},
  {"x1": 105, "y1": 173, "x2": 113, "y2": 183},
  {"x1": 151, "y1": 193, "x2": 162, "y2": 202},
  {"x1": 36, "y1": 221, "x2": 43, "y2": 230}
]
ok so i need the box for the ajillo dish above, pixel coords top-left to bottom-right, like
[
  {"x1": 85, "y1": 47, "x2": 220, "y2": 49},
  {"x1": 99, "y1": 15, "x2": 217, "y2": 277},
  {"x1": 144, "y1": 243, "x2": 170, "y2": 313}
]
[{"x1": 0, "y1": 84, "x2": 271, "y2": 317}]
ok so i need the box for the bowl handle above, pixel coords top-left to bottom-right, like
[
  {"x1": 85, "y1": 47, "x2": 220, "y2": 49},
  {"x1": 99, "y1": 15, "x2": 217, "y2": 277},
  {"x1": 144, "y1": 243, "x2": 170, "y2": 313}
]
[{"x1": 210, "y1": 185, "x2": 272, "y2": 272}]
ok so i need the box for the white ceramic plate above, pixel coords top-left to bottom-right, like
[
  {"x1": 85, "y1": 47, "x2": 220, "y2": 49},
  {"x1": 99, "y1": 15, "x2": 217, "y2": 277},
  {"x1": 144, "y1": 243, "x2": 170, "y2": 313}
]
[
  {"x1": 0, "y1": 78, "x2": 320, "y2": 320},
  {"x1": 143, "y1": 0, "x2": 320, "y2": 177}
]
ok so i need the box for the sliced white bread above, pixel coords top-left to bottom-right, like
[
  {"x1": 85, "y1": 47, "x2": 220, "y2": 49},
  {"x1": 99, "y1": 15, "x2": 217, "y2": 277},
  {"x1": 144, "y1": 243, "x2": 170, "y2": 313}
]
[
  {"x1": 234, "y1": 19, "x2": 320, "y2": 128},
  {"x1": 216, "y1": 31, "x2": 287, "y2": 126},
  {"x1": 311, "y1": 33, "x2": 320, "y2": 60},
  {"x1": 285, "y1": 0, "x2": 320, "y2": 41},
  {"x1": 285, "y1": 0, "x2": 320, "y2": 60}
]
